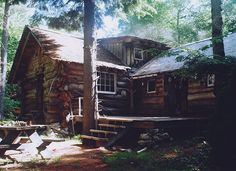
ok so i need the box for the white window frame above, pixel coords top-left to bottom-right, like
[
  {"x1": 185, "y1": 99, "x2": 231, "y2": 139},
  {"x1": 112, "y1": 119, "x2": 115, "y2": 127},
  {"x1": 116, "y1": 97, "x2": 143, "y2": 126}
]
[
  {"x1": 134, "y1": 48, "x2": 144, "y2": 60},
  {"x1": 207, "y1": 74, "x2": 215, "y2": 87},
  {"x1": 78, "y1": 97, "x2": 83, "y2": 116},
  {"x1": 147, "y1": 79, "x2": 156, "y2": 93},
  {"x1": 97, "y1": 71, "x2": 116, "y2": 94}
]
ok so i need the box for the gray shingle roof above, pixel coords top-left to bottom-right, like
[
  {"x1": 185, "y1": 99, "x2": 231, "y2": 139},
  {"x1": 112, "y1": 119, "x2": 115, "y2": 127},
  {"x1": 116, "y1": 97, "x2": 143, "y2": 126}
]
[
  {"x1": 133, "y1": 33, "x2": 236, "y2": 77},
  {"x1": 30, "y1": 27, "x2": 128, "y2": 70}
]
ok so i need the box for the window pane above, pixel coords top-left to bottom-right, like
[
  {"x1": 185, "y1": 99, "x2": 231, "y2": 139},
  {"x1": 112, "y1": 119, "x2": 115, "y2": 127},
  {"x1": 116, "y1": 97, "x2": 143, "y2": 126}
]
[
  {"x1": 98, "y1": 85, "x2": 101, "y2": 91},
  {"x1": 106, "y1": 85, "x2": 110, "y2": 91},
  {"x1": 101, "y1": 85, "x2": 105, "y2": 91},
  {"x1": 97, "y1": 72, "x2": 115, "y2": 93},
  {"x1": 97, "y1": 78, "x2": 101, "y2": 84},
  {"x1": 148, "y1": 80, "x2": 156, "y2": 92},
  {"x1": 111, "y1": 86, "x2": 114, "y2": 92},
  {"x1": 134, "y1": 48, "x2": 143, "y2": 60}
]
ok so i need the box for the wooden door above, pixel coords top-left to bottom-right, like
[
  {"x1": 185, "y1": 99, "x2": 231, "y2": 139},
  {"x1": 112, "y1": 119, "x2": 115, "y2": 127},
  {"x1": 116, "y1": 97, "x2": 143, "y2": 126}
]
[
  {"x1": 133, "y1": 79, "x2": 143, "y2": 115},
  {"x1": 36, "y1": 69, "x2": 45, "y2": 123},
  {"x1": 164, "y1": 75, "x2": 188, "y2": 115}
]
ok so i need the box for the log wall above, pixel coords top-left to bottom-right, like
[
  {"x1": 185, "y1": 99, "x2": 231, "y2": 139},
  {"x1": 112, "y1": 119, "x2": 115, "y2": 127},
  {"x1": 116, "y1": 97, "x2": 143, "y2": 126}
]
[
  {"x1": 21, "y1": 46, "x2": 58, "y2": 124},
  {"x1": 97, "y1": 67, "x2": 131, "y2": 116},
  {"x1": 133, "y1": 74, "x2": 165, "y2": 116},
  {"x1": 187, "y1": 79, "x2": 216, "y2": 116},
  {"x1": 102, "y1": 42, "x2": 152, "y2": 67}
]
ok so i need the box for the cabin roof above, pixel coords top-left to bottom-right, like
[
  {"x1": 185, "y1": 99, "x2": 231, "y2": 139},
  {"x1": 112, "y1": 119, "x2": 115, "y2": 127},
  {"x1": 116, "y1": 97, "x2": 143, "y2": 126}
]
[
  {"x1": 133, "y1": 32, "x2": 236, "y2": 78},
  {"x1": 9, "y1": 26, "x2": 130, "y2": 83},
  {"x1": 29, "y1": 27, "x2": 127, "y2": 67},
  {"x1": 98, "y1": 36, "x2": 169, "y2": 49}
]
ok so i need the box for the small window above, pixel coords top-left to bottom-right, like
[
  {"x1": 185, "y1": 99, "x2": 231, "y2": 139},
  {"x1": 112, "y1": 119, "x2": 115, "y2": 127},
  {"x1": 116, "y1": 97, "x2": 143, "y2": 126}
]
[
  {"x1": 207, "y1": 74, "x2": 215, "y2": 87},
  {"x1": 134, "y1": 48, "x2": 144, "y2": 60},
  {"x1": 147, "y1": 79, "x2": 156, "y2": 93},
  {"x1": 97, "y1": 72, "x2": 116, "y2": 94},
  {"x1": 78, "y1": 97, "x2": 83, "y2": 116}
]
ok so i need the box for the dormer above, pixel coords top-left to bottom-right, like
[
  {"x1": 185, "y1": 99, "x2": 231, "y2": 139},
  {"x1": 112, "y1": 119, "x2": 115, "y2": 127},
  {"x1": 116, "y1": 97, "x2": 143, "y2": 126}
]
[{"x1": 99, "y1": 36, "x2": 169, "y2": 68}]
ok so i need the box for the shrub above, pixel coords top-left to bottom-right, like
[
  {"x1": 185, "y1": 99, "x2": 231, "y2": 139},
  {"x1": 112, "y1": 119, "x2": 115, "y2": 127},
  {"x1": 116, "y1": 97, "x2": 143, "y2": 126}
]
[{"x1": 3, "y1": 84, "x2": 20, "y2": 120}]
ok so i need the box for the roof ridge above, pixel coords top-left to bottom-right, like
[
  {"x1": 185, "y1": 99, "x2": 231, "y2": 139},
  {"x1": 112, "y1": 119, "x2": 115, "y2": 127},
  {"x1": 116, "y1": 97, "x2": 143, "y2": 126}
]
[
  {"x1": 28, "y1": 26, "x2": 84, "y2": 40},
  {"x1": 181, "y1": 32, "x2": 236, "y2": 47}
]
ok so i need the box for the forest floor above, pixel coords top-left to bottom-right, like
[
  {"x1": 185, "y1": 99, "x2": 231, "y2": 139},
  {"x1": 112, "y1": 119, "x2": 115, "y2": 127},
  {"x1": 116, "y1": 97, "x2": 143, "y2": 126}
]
[{"x1": 0, "y1": 136, "x2": 215, "y2": 171}]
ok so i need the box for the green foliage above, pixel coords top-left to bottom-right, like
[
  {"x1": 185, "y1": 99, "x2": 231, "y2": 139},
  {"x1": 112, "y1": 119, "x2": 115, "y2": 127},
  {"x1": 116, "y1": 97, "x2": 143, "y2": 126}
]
[
  {"x1": 3, "y1": 84, "x2": 20, "y2": 120},
  {"x1": 105, "y1": 137, "x2": 212, "y2": 171},
  {"x1": 119, "y1": 0, "x2": 236, "y2": 45},
  {"x1": 104, "y1": 151, "x2": 155, "y2": 171},
  {"x1": 7, "y1": 34, "x2": 19, "y2": 71},
  {"x1": 30, "y1": 0, "x2": 138, "y2": 31}
]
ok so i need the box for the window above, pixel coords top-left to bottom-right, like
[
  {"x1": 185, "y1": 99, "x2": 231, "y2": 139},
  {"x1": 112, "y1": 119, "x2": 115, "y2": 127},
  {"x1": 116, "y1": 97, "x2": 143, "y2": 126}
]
[
  {"x1": 207, "y1": 74, "x2": 215, "y2": 87},
  {"x1": 134, "y1": 48, "x2": 144, "y2": 60},
  {"x1": 97, "y1": 72, "x2": 116, "y2": 94},
  {"x1": 147, "y1": 79, "x2": 156, "y2": 93},
  {"x1": 78, "y1": 97, "x2": 83, "y2": 116}
]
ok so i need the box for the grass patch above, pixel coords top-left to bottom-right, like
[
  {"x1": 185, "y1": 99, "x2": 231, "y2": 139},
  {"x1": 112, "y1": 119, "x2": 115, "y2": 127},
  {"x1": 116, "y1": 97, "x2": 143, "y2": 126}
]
[
  {"x1": 65, "y1": 134, "x2": 81, "y2": 142},
  {"x1": 105, "y1": 137, "x2": 211, "y2": 171},
  {"x1": 104, "y1": 151, "x2": 156, "y2": 171}
]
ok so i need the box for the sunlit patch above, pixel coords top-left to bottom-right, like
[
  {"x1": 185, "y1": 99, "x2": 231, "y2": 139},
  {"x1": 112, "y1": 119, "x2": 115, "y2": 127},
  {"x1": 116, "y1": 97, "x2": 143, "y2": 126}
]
[{"x1": 163, "y1": 152, "x2": 178, "y2": 159}]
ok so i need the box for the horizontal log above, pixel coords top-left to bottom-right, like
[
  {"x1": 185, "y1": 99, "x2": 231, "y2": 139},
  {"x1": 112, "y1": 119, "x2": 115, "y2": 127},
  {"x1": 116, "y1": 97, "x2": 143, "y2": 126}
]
[
  {"x1": 62, "y1": 62, "x2": 83, "y2": 70},
  {"x1": 98, "y1": 94, "x2": 127, "y2": 100},
  {"x1": 99, "y1": 99, "x2": 128, "y2": 108},
  {"x1": 188, "y1": 98, "x2": 216, "y2": 105},
  {"x1": 141, "y1": 96, "x2": 164, "y2": 104},
  {"x1": 188, "y1": 92, "x2": 215, "y2": 101},
  {"x1": 188, "y1": 88, "x2": 213, "y2": 95}
]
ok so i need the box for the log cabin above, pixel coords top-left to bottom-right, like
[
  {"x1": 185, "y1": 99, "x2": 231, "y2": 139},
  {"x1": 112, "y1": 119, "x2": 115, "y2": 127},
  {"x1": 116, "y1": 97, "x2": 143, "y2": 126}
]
[
  {"x1": 132, "y1": 32, "x2": 236, "y2": 117},
  {"x1": 9, "y1": 25, "x2": 235, "y2": 129},
  {"x1": 8, "y1": 26, "x2": 168, "y2": 125}
]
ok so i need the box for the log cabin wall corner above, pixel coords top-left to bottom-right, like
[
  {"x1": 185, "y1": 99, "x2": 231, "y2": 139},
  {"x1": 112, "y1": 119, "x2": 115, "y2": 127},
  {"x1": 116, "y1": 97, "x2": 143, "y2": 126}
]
[{"x1": 9, "y1": 26, "x2": 138, "y2": 125}]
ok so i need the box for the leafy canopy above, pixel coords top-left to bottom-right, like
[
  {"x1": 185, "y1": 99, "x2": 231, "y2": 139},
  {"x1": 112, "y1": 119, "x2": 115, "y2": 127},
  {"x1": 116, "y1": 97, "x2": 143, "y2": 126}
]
[{"x1": 30, "y1": 0, "x2": 141, "y2": 31}]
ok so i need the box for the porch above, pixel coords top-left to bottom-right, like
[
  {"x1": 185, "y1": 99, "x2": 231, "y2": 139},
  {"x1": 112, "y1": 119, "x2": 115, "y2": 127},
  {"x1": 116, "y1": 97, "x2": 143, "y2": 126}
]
[{"x1": 79, "y1": 115, "x2": 208, "y2": 147}]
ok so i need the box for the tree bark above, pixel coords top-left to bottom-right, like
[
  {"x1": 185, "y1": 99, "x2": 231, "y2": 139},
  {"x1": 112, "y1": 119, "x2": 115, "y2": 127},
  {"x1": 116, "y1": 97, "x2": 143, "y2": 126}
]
[
  {"x1": 210, "y1": 0, "x2": 231, "y2": 168},
  {"x1": 176, "y1": 9, "x2": 181, "y2": 44},
  {"x1": 82, "y1": 0, "x2": 97, "y2": 143},
  {"x1": 211, "y1": 0, "x2": 225, "y2": 60},
  {"x1": 211, "y1": 0, "x2": 225, "y2": 96},
  {"x1": 0, "y1": 0, "x2": 10, "y2": 119}
]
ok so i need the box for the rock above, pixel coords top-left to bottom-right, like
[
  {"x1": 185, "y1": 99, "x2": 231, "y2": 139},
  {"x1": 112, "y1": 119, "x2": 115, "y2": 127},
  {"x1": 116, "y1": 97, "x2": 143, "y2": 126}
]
[
  {"x1": 137, "y1": 129, "x2": 172, "y2": 148},
  {"x1": 138, "y1": 140, "x2": 153, "y2": 146},
  {"x1": 139, "y1": 133, "x2": 151, "y2": 140},
  {"x1": 150, "y1": 128, "x2": 159, "y2": 135}
]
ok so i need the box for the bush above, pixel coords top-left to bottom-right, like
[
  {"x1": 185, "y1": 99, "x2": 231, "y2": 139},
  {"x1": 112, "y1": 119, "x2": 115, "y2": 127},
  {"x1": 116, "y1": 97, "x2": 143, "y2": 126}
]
[{"x1": 3, "y1": 84, "x2": 20, "y2": 120}]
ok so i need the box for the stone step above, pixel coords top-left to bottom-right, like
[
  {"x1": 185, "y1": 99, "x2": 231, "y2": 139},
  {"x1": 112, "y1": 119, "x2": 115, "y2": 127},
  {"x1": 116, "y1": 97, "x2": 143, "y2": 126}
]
[
  {"x1": 98, "y1": 124, "x2": 126, "y2": 129},
  {"x1": 90, "y1": 129, "x2": 118, "y2": 135},
  {"x1": 80, "y1": 135, "x2": 109, "y2": 141}
]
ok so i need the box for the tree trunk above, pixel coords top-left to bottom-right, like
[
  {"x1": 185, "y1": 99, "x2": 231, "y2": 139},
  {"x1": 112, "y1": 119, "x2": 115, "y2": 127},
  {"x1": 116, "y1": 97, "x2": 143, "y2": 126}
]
[
  {"x1": 211, "y1": 0, "x2": 225, "y2": 60},
  {"x1": 82, "y1": 0, "x2": 97, "y2": 144},
  {"x1": 210, "y1": 0, "x2": 231, "y2": 168},
  {"x1": 176, "y1": 9, "x2": 181, "y2": 44},
  {"x1": 211, "y1": 0, "x2": 225, "y2": 111},
  {"x1": 0, "y1": 0, "x2": 10, "y2": 119},
  {"x1": 211, "y1": 0, "x2": 225, "y2": 96}
]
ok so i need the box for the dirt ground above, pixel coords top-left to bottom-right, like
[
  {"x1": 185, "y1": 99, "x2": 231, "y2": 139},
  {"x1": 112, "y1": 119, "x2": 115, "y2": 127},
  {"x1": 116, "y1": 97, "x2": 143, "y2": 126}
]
[{"x1": 0, "y1": 140, "x2": 112, "y2": 171}]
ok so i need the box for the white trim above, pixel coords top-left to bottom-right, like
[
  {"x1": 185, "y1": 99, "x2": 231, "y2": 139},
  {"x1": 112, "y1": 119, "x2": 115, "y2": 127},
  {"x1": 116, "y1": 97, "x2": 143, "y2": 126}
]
[
  {"x1": 147, "y1": 79, "x2": 156, "y2": 93},
  {"x1": 134, "y1": 48, "x2": 144, "y2": 60},
  {"x1": 207, "y1": 74, "x2": 215, "y2": 87},
  {"x1": 97, "y1": 71, "x2": 117, "y2": 94},
  {"x1": 78, "y1": 97, "x2": 83, "y2": 116}
]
